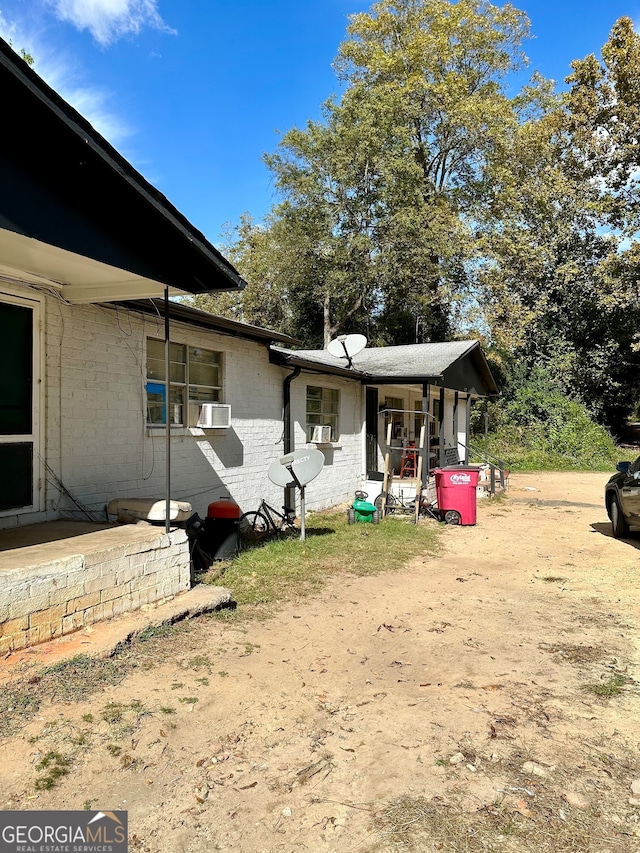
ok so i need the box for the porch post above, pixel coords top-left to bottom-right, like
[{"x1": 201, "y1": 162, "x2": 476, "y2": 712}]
[
  {"x1": 438, "y1": 386, "x2": 445, "y2": 467},
  {"x1": 164, "y1": 287, "x2": 171, "y2": 535},
  {"x1": 464, "y1": 395, "x2": 472, "y2": 464},
  {"x1": 453, "y1": 391, "x2": 459, "y2": 460},
  {"x1": 421, "y1": 382, "x2": 430, "y2": 487}
]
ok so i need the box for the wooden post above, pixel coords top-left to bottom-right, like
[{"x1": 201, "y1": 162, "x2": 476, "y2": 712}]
[
  {"x1": 438, "y1": 387, "x2": 445, "y2": 467},
  {"x1": 381, "y1": 421, "x2": 392, "y2": 516},
  {"x1": 414, "y1": 423, "x2": 425, "y2": 525}
]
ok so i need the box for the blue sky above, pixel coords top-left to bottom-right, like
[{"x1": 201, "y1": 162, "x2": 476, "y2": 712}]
[{"x1": 0, "y1": 0, "x2": 638, "y2": 248}]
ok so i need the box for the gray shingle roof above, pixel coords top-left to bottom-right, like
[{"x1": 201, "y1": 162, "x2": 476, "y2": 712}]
[
  {"x1": 274, "y1": 341, "x2": 477, "y2": 378},
  {"x1": 270, "y1": 340, "x2": 498, "y2": 395}
]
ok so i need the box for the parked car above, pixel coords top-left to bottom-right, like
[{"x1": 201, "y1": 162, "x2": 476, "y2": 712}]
[{"x1": 605, "y1": 457, "x2": 640, "y2": 537}]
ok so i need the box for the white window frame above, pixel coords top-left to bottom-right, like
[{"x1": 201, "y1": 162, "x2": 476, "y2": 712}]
[
  {"x1": 0, "y1": 289, "x2": 43, "y2": 516},
  {"x1": 146, "y1": 338, "x2": 223, "y2": 428},
  {"x1": 306, "y1": 385, "x2": 340, "y2": 442}
]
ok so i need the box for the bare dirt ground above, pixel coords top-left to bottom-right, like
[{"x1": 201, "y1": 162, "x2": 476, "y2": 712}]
[{"x1": 1, "y1": 471, "x2": 640, "y2": 852}]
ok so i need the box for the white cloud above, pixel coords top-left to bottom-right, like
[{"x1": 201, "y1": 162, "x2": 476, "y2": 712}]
[
  {"x1": 50, "y1": 0, "x2": 176, "y2": 46},
  {"x1": 0, "y1": 11, "x2": 133, "y2": 146}
]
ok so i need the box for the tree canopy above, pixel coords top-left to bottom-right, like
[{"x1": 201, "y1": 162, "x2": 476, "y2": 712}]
[{"x1": 193, "y1": 2, "x2": 640, "y2": 435}]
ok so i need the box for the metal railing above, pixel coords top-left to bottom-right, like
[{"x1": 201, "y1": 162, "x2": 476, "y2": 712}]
[{"x1": 464, "y1": 440, "x2": 510, "y2": 497}]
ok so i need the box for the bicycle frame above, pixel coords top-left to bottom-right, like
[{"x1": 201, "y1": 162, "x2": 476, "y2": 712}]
[{"x1": 261, "y1": 500, "x2": 295, "y2": 531}]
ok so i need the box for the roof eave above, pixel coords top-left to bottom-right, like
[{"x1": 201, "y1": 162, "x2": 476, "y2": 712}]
[{"x1": 124, "y1": 300, "x2": 301, "y2": 346}]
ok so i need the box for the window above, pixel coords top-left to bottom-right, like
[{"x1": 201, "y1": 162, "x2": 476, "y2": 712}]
[
  {"x1": 146, "y1": 338, "x2": 222, "y2": 426},
  {"x1": 413, "y1": 400, "x2": 423, "y2": 441},
  {"x1": 384, "y1": 396, "x2": 404, "y2": 440},
  {"x1": 306, "y1": 386, "x2": 339, "y2": 441}
]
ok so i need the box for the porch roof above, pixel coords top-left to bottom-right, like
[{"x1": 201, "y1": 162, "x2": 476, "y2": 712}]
[
  {"x1": 0, "y1": 39, "x2": 245, "y2": 303},
  {"x1": 270, "y1": 340, "x2": 499, "y2": 395}
]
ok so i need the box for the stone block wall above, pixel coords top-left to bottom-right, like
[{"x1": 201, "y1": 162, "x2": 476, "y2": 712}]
[{"x1": 0, "y1": 528, "x2": 189, "y2": 654}]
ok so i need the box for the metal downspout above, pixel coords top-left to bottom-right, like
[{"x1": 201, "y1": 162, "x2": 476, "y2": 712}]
[{"x1": 283, "y1": 366, "x2": 301, "y2": 510}]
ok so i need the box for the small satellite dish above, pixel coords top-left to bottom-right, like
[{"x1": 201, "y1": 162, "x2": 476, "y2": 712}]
[
  {"x1": 268, "y1": 449, "x2": 325, "y2": 541},
  {"x1": 268, "y1": 448, "x2": 325, "y2": 488},
  {"x1": 326, "y1": 333, "x2": 367, "y2": 367}
]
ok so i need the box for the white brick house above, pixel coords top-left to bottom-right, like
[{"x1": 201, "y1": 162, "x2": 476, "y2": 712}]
[{"x1": 0, "y1": 38, "x2": 497, "y2": 652}]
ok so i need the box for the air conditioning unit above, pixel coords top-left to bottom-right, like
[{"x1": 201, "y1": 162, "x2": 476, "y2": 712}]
[
  {"x1": 193, "y1": 402, "x2": 231, "y2": 428},
  {"x1": 311, "y1": 425, "x2": 332, "y2": 443}
]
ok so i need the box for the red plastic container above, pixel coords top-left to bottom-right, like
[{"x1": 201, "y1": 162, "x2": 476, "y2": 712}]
[
  {"x1": 207, "y1": 499, "x2": 240, "y2": 519},
  {"x1": 433, "y1": 466, "x2": 480, "y2": 525},
  {"x1": 205, "y1": 499, "x2": 241, "y2": 559}
]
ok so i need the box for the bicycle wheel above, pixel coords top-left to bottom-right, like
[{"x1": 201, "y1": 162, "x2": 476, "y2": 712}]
[
  {"x1": 374, "y1": 492, "x2": 397, "y2": 516},
  {"x1": 239, "y1": 511, "x2": 270, "y2": 542}
]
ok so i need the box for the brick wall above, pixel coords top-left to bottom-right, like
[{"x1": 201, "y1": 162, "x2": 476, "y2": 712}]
[
  {"x1": 0, "y1": 528, "x2": 190, "y2": 653},
  {"x1": 0, "y1": 293, "x2": 368, "y2": 531}
]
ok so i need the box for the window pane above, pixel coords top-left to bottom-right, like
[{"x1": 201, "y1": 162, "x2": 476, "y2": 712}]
[
  {"x1": 189, "y1": 362, "x2": 219, "y2": 387},
  {"x1": 169, "y1": 386, "x2": 184, "y2": 425},
  {"x1": 147, "y1": 340, "x2": 186, "y2": 384},
  {"x1": 0, "y1": 302, "x2": 33, "y2": 435},
  {"x1": 169, "y1": 362, "x2": 186, "y2": 384},
  {"x1": 306, "y1": 386, "x2": 339, "y2": 441},
  {"x1": 146, "y1": 382, "x2": 165, "y2": 425},
  {"x1": 147, "y1": 357, "x2": 164, "y2": 381},
  {"x1": 188, "y1": 386, "x2": 221, "y2": 402},
  {"x1": 0, "y1": 442, "x2": 32, "y2": 510},
  {"x1": 189, "y1": 347, "x2": 220, "y2": 367}
]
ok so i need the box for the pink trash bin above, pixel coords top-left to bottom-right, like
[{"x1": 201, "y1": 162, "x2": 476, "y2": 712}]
[{"x1": 434, "y1": 466, "x2": 480, "y2": 525}]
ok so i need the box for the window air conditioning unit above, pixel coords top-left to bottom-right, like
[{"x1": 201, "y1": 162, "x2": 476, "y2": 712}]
[
  {"x1": 195, "y1": 402, "x2": 231, "y2": 428},
  {"x1": 311, "y1": 425, "x2": 332, "y2": 443}
]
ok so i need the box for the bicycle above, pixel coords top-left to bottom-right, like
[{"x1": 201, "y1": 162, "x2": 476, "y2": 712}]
[
  {"x1": 239, "y1": 500, "x2": 297, "y2": 543},
  {"x1": 375, "y1": 490, "x2": 439, "y2": 520}
]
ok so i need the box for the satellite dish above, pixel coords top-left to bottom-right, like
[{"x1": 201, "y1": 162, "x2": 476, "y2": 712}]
[
  {"x1": 326, "y1": 333, "x2": 367, "y2": 367},
  {"x1": 268, "y1": 449, "x2": 325, "y2": 541},
  {"x1": 268, "y1": 448, "x2": 325, "y2": 488}
]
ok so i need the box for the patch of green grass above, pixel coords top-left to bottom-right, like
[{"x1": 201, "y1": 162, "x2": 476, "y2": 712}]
[
  {"x1": 211, "y1": 512, "x2": 440, "y2": 608},
  {"x1": 178, "y1": 696, "x2": 198, "y2": 705},
  {"x1": 101, "y1": 702, "x2": 125, "y2": 724},
  {"x1": 105, "y1": 744, "x2": 122, "y2": 757},
  {"x1": 34, "y1": 751, "x2": 72, "y2": 791},
  {"x1": 100, "y1": 699, "x2": 147, "y2": 726},
  {"x1": 587, "y1": 673, "x2": 628, "y2": 698},
  {"x1": 0, "y1": 653, "x2": 130, "y2": 739},
  {"x1": 541, "y1": 576, "x2": 568, "y2": 583},
  {"x1": 186, "y1": 655, "x2": 212, "y2": 670},
  {"x1": 135, "y1": 622, "x2": 179, "y2": 642},
  {"x1": 159, "y1": 706, "x2": 176, "y2": 715}
]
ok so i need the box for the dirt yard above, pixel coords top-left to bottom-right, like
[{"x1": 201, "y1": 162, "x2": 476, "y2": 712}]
[{"x1": 1, "y1": 471, "x2": 639, "y2": 852}]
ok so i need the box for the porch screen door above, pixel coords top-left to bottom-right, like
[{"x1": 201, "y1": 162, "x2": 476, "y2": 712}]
[{"x1": 0, "y1": 298, "x2": 36, "y2": 512}]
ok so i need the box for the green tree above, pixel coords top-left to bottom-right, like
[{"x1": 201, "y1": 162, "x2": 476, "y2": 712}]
[
  {"x1": 477, "y1": 17, "x2": 640, "y2": 434},
  {"x1": 223, "y1": 0, "x2": 535, "y2": 347}
]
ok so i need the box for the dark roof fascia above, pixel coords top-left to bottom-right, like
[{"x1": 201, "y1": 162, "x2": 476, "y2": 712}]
[
  {"x1": 361, "y1": 375, "x2": 443, "y2": 386},
  {"x1": 0, "y1": 39, "x2": 245, "y2": 294},
  {"x1": 122, "y1": 300, "x2": 301, "y2": 346},
  {"x1": 269, "y1": 348, "x2": 368, "y2": 379},
  {"x1": 461, "y1": 342, "x2": 499, "y2": 396}
]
